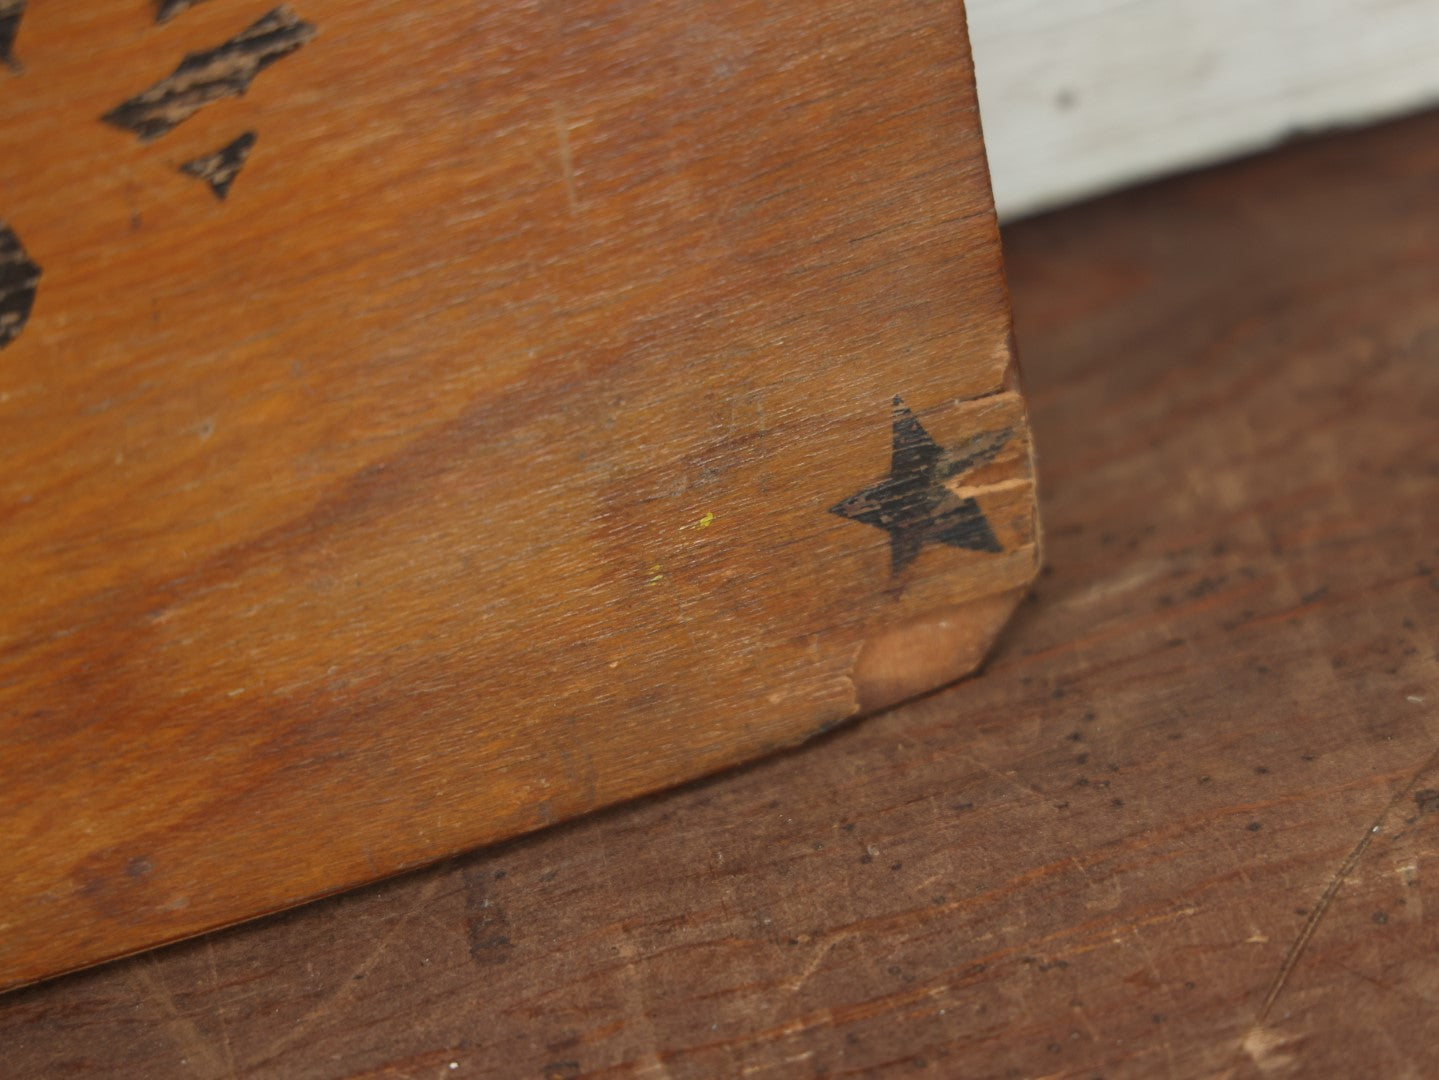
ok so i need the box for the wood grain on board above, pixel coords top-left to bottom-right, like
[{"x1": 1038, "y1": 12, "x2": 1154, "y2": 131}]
[
  {"x1": 3, "y1": 106, "x2": 1436, "y2": 1079},
  {"x1": 0, "y1": 0, "x2": 1037, "y2": 989}
]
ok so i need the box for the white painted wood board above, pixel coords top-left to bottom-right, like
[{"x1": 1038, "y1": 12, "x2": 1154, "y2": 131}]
[{"x1": 968, "y1": 0, "x2": 1439, "y2": 219}]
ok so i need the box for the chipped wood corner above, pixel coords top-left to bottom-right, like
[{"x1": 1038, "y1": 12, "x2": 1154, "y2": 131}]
[
  {"x1": 851, "y1": 587, "x2": 1029, "y2": 713},
  {"x1": 841, "y1": 371, "x2": 1042, "y2": 717}
]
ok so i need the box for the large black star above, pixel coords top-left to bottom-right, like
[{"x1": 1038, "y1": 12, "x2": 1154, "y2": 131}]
[{"x1": 830, "y1": 396, "x2": 1011, "y2": 576}]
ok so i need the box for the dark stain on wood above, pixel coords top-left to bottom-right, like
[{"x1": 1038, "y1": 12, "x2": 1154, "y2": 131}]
[
  {"x1": 830, "y1": 396, "x2": 1009, "y2": 576},
  {"x1": 180, "y1": 131, "x2": 256, "y2": 199},
  {"x1": 154, "y1": 0, "x2": 211, "y2": 24},
  {"x1": 0, "y1": 0, "x2": 24, "y2": 69},
  {"x1": 101, "y1": 7, "x2": 316, "y2": 142},
  {"x1": 0, "y1": 218, "x2": 39, "y2": 349}
]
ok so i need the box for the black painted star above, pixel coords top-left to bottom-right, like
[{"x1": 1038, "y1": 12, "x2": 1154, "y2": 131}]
[{"x1": 830, "y1": 396, "x2": 1012, "y2": 576}]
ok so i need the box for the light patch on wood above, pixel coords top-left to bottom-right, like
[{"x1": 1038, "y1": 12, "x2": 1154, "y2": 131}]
[
  {"x1": 1241, "y1": 1027, "x2": 1298, "y2": 1074},
  {"x1": 851, "y1": 589, "x2": 1024, "y2": 713}
]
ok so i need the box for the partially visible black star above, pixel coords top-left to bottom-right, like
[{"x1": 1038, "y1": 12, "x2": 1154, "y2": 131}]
[
  {"x1": 0, "y1": 0, "x2": 26, "y2": 70},
  {"x1": 155, "y1": 0, "x2": 213, "y2": 23},
  {"x1": 0, "y1": 217, "x2": 40, "y2": 350},
  {"x1": 830, "y1": 396, "x2": 1012, "y2": 576}
]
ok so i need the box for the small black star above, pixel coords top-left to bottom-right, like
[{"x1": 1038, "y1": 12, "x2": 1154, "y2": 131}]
[{"x1": 830, "y1": 396, "x2": 1011, "y2": 576}]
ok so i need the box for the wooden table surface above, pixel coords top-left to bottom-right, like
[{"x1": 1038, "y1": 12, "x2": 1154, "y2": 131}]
[{"x1": 3, "y1": 109, "x2": 1437, "y2": 1080}]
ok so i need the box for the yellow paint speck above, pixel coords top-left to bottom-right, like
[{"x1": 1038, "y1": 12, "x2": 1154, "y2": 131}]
[
  {"x1": 647, "y1": 564, "x2": 665, "y2": 586},
  {"x1": 697, "y1": 511, "x2": 715, "y2": 529}
]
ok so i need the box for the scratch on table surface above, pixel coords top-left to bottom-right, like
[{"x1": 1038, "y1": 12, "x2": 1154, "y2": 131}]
[
  {"x1": 955, "y1": 750, "x2": 1051, "y2": 808},
  {"x1": 1394, "y1": 862, "x2": 1423, "y2": 920},
  {"x1": 1369, "y1": 1016, "x2": 1430, "y2": 1080},
  {"x1": 785, "y1": 931, "x2": 855, "y2": 993},
  {"x1": 1214, "y1": 828, "x2": 1268, "y2": 945},
  {"x1": 613, "y1": 933, "x2": 675, "y2": 1079},
  {"x1": 206, "y1": 937, "x2": 237, "y2": 1079},
  {"x1": 740, "y1": 1048, "x2": 816, "y2": 1076},
  {"x1": 1323, "y1": 955, "x2": 1431, "y2": 1007},
  {"x1": 252, "y1": 875, "x2": 445, "y2": 1068},
  {"x1": 1067, "y1": 853, "x2": 1123, "y2": 913},
  {"x1": 1230, "y1": 745, "x2": 1439, "y2": 1073},
  {"x1": 1126, "y1": 923, "x2": 1181, "y2": 1079},
  {"x1": 132, "y1": 956, "x2": 235, "y2": 1079}
]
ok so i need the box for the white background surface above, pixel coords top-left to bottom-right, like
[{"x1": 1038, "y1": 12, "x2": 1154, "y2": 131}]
[{"x1": 967, "y1": 0, "x2": 1439, "y2": 219}]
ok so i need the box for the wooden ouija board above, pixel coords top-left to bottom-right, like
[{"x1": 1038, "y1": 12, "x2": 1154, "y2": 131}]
[{"x1": 0, "y1": 0, "x2": 1038, "y2": 989}]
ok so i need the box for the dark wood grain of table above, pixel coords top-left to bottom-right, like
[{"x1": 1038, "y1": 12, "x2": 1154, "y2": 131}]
[{"x1": 2, "y1": 111, "x2": 1437, "y2": 1079}]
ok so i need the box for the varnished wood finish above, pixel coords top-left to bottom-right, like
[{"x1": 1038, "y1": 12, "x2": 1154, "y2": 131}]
[
  {"x1": 0, "y1": 1, "x2": 1036, "y2": 988},
  {"x1": 3, "y1": 107, "x2": 1436, "y2": 1078}
]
